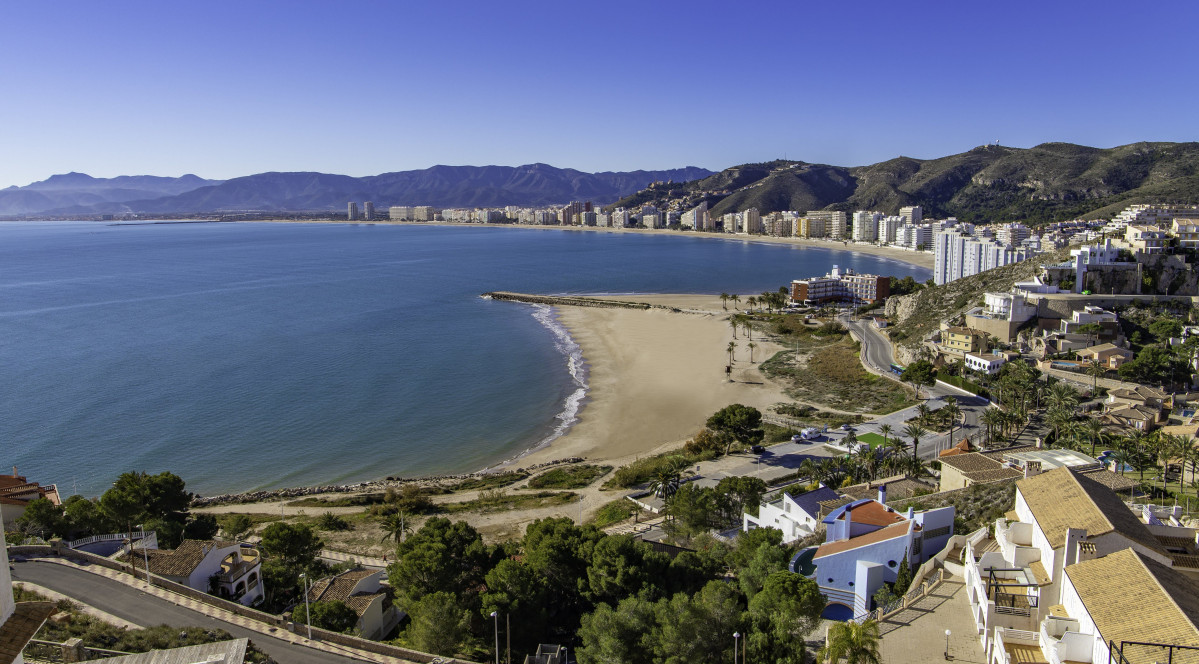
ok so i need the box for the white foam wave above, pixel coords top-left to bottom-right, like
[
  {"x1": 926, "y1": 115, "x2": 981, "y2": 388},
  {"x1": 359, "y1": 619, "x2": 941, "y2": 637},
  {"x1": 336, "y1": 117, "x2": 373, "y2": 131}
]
[{"x1": 525, "y1": 303, "x2": 588, "y2": 453}]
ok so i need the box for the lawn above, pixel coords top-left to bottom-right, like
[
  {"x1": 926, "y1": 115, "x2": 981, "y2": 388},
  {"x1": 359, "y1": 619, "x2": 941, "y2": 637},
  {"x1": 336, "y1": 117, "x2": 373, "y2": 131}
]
[{"x1": 856, "y1": 432, "x2": 888, "y2": 449}]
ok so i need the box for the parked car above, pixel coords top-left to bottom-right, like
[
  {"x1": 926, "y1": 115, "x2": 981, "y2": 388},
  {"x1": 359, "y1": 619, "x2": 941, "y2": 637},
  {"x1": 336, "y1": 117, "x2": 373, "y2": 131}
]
[
  {"x1": 751, "y1": 445, "x2": 766, "y2": 454},
  {"x1": 840, "y1": 424, "x2": 853, "y2": 431}
]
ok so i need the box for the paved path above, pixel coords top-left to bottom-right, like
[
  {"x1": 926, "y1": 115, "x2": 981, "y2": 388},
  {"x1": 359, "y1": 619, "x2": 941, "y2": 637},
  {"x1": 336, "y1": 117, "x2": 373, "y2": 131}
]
[
  {"x1": 876, "y1": 574, "x2": 986, "y2": 664},
  {"x1": 12, "y1": 580, "x2": 142, "y2": 629},
  {"x1": 10, "y1": 557, "x2": 415, "y2": 664}
]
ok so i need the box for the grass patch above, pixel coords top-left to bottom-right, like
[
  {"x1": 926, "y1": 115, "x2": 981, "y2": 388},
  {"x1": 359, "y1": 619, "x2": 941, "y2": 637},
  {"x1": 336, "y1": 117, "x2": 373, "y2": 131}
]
[
  {"x1": 761, "y1": 339, "x2": 916, "y2": 414},
  {"x1": 527, "y1": 464, "x2": 613, "y2": 489},
  {"x1": 587, "y1": 498, "x2": 637, "y2": 529},
  {"x1": 890, "y1": 480, "x2": 1017, "y2": 534},
  {"x1": 450, "y1": 471, "x2": 530, "y2": 492},
  {"x1": 856, "y1": 432, "x2": 888, "y2": 449},
  {"x1": 440, "y1": 490, "x2": 580, "y2": 514},
  {"x1": 215, "y1": 512, "x2": 282, "y2": 532}
]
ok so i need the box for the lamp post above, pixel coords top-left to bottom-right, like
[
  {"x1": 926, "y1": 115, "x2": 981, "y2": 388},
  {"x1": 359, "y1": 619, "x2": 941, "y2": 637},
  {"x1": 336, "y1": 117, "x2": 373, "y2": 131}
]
[
  {"x1": 944, "y1": 628, "x2": 952, "y2": 660},
  {"x1": 733, "y1": 632, "x2": 740, "y2": 664},
  {"x1": 135, "y1": 524, "x2": 150, "y2": 589},
  {"x1": 490, "y1": 611, "x2": 499, "y2": 664},
  {"x1": 299, "y1": 573, "x2": 312, "y2": 639}
]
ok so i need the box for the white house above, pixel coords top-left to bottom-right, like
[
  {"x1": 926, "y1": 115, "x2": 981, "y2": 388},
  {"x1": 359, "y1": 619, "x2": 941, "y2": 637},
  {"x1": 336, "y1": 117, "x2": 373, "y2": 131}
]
[
  {"x1": 743, "y1": 485, "x2": 841, "y2": 544},
  {"x1": 965, "y1": 352, "x2": 1007, "y2": 375},
  {"x1": 125, "y1": 539, "x2": 263, "y2": 606}
]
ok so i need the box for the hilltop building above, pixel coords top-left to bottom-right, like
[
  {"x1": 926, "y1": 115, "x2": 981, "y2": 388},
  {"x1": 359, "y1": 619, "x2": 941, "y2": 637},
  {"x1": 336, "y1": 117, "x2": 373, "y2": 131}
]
[{"x1": 790, "y1": 265, "x2": 890, "y2": 305}]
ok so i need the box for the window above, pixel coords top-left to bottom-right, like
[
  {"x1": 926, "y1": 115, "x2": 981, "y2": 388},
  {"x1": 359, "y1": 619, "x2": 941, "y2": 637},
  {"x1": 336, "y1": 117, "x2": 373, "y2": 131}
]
[
  {"x1": 827, "y1": 578, "x2": 834, "y2": 583},
  {"x1": 924, "y1": 525, "x2": 951, "y2": 539},
  {"x1": 887, "y1": 560, "x2": 897, "y2": 568}
]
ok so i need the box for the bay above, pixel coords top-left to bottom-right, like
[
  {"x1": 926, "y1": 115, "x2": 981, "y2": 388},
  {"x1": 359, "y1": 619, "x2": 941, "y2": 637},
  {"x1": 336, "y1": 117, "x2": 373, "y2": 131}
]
[{"x1": 0, "y1": 222, "x2": 929, "y2": 496}]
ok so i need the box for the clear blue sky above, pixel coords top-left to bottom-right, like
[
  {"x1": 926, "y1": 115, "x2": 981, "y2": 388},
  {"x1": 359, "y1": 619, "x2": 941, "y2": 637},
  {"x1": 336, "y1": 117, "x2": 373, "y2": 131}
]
[{"x1": 3, "y1": 1, "x2": 1197, "y2": 187}]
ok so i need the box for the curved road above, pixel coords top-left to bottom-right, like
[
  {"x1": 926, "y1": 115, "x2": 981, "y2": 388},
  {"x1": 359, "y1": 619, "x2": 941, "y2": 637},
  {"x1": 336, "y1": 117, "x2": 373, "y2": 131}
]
[
  {"x1": 842, "y1": 315, "x2": 988, "y2": 459},
  {"x1": 10, "y1": 560, "x2": 366, "y2": 664}
]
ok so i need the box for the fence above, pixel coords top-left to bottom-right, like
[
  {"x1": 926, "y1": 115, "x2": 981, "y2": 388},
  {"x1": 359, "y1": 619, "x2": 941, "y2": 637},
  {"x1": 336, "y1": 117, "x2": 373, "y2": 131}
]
[
  {"x1": 65, "y1": 531, "x2": 150, "y2": 550},
  {"x1": 24, "y1": 638, "x2": 130, "y2": 663},
  {"x1": 854, "y1": 567, "x2": 948, "y2": 624}
]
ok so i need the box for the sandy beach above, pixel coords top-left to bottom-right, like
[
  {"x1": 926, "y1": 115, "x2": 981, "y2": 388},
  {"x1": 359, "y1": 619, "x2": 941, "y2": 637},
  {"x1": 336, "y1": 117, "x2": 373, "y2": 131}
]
[
  {"x1": 253, "y1": 219, "x2": 934, "y2": 270},
  {"x1": 511, "y1": 293, "x2": 789, "y2": 469}
]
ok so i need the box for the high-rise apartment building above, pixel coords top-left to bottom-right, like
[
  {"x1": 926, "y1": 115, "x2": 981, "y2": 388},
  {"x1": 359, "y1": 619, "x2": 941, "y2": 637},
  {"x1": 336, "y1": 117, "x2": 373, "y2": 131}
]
[
  {"x1": 852, "y1": 211, "x2": 881, "y2": 242},
  {"x1": 877, "y1": 215, "x2": 901, "y2": 244},
  {"x1": 806, "y1": 210, "x2": 848, "y2": 240},
  {"x1": 996, "y1": 222, "x2": 1031, "y2": 247},
  {"x1": 899, "y1": 206, "x2": 923, "y2": 225},
  {"x1": 347, "y1": 202, "x2": 359, "y2": 221},
  {"x1": 389, "y1": 206, "x2": 413, "y2": 221},
  {"x1": 682, "y1": 201, "x2": 710, "y2": 230},
  {"x1": 363, "y1": 202, "x2": 375, "y2": 221},
  {"x1": 933, "y1": 229, "x2": 1032, "y2": 285},
  {"x1": 413, "y1": 206, "x2": 436, "y2": 221},
  {"x1": 795, "y1": 217, "x2": 826, "y2": 239},
  {"x1": 742, "y1": 208, "x2": 762, "y2": 234}
]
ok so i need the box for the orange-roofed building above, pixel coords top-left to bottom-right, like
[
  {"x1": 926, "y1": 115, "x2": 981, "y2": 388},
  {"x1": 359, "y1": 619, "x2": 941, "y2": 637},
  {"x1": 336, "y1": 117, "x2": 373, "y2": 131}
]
[
  {"x1": 793, "y1": 497, "x2": 955, "y2": 620},
  {"x1": 0, "y1": 467, "x2": 61, "y2": 530},
  {"x1": 939, "y1": 439, "x2": 975, "y2": 458}
]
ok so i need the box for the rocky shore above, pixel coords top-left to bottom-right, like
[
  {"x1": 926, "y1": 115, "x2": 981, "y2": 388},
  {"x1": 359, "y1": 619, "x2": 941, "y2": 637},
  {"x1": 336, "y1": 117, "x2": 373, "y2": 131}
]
[{"x1": 190, "y1": 456, "x2": 585, "y2": 507}]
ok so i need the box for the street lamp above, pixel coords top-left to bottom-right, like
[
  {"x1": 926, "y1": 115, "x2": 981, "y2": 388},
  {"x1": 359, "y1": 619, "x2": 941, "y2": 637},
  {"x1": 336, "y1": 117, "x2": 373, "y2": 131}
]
[
  {"x1": 733, "y1": 632, "x2": 740, "y2": 664},
  {"x1": 299, "y1": 573, "x2": 312, "y2": 639},
  {"x1": 944, "y1": 628, "x2": 952, "y2": 660},
  {"x1": 135, "y1": 524, "x2": 150, "y2": 589},
  {"x1": 490, "y1": 611, "x2": 500, "y2": 664}
]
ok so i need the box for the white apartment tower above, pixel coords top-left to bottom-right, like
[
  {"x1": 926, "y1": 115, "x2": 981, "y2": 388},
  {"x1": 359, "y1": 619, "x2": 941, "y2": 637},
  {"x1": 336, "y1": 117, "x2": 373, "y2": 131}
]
[
  {"x1": 933, "y1": 228, "x2": 1032, "y2": 285},
  {"x1": 682, "y1": 201, "x2": 710, "y2": 230},
  {"x1": 347, "y1": 202, "x2": 359, "y2": 221},
  {"x1": 742, "y1": 208, "x2": 761, "y2": 234},
  {"x1": 363, "y1": 201, "x2": 375, "y2": 221},
  {"x1": 877, "y1": 215, "x2": 902, "y2": 244},
  {"x1": 852, "y1": 211, "x2": 881, "y2": 242}
]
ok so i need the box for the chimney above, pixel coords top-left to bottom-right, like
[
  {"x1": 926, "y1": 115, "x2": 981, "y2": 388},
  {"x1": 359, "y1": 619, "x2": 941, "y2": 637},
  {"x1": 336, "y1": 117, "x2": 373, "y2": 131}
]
[
  {"x1": 1024, "y1": 461, "x2": 1042, "y2": 479},
  {"x1": 1075, "y1": 540, "x2": 1098, "y2": 564},
  {"x1": 878, "y1": 484, "x2": 888, "y2": 504}
]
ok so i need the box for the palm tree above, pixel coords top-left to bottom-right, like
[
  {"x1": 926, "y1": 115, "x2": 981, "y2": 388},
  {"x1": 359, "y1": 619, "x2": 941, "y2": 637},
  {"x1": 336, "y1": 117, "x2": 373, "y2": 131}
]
[
  {"x1": 648, "y1": 468, "x2": 683, "y2": 502},
  {"x1": 744, "y1": 319, "x2": 753, "y2": 340},
  {"x1": 886, "y1": 436, "x2": 910, "y2": 462},
  {"x1": 1083, "y1": 417, "x2": 1107, "y2": 456},
  {"x1": 981, "y1": 408, "x2": 1005, "y2": 444},
  {"x1": 729, "y1": 317, "x2": 739, "y2": 339},
  {"x1": 878, "y1": 423, "x2": 893, "y2": 449},
  {"x1": 380, "y1": 511, "x2": 413, "y2": 545},
  {"x1": 821, "y1": 619, "x2": 882, "y2": 664},
  {"x1": 747, "y1": 296, "x2": 758, "y2": 312},
  {"x1": 799, "y1": 458, "x2": 818, "y2": 484},
  {"x1": 903, "y1": 423, "x2": 927, "y2": 459},
  {"x1": 915, "y1": 403, "x2": 932, "y2": 424},
  {"x1": 942, "y1": 401, "x2": 963, "y2": 449},
  {"x1": 727, "y1": 341, "x2": 737, "y2": 364},
  {"x1": 1110, "y1": 448, "x2": 1133, "y2": 476},
  {"x1": 731, "y1": 294, "x2": 741, "y2": 310},
  {"x1": 720, "y1": 292, "x2": 730, "y2": 310},
  {"x1": 1086, "y1": 359, "x2": 1106, "y2": 395},
  {"x1": 747, "y1": 342, "x2": 757, "y2": 363}
]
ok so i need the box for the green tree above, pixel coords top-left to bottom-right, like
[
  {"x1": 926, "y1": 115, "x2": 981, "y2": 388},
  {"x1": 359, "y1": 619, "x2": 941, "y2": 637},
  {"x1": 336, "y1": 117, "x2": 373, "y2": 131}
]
[
  {"x1": 15, "y1": 498, "x2": 66, "y2": 538},
  {"x1": 893, "y1": 550, "x2": 913, "y2": 594},
  {"x1": 820, "y1": 619, "x2": 882, "y2": 664},
  {"x1": 737, "y1": 542, "x2": 790, "y2": 600},
  {"x1": 62, "y1": 495, "x2": 107, "y2": 538},
  {"x1": 706, "y1": 404, "x2": 764, "y2": 454},
  {"x1": 1149, "y1": 317, "x2": 1184, "y2": 342},
  {"x1": 651, "y1": 581, "x2": 743, "y2": 664},
  {"x1": 902, "y1": 423, "x2": 927, "y2": 459},
  {"x1": 481, "y1": 559, "x2": 549, "y2": 656},
  {"x1": 259, "y1": 522, "x2": 324, "y2": 572},
  {"x1": 387, "y1": 517, "x2": 488, "y2": 606},
  {"x1": 720, "y1": 293, "x2": 730, "y2": 310},
  {"x1": 404, "y1": 591, "x2": 474, "y2": 656},
  {"x1": 577, "y1": 595, "x2": 656, "y2": 664},
  {"x1": 1077, "y1": 322, "x2": 1103, "y2": 346},
  {"x1": 307, "y1": 600, "x2": 359, "y2": 633},
  {"x1": 183, "y1": 513, "x2": 220, "y2": 541},
  {"x1": 714, "y1": 476, "x2": 767, "y2": 519},
  {"x1": 746, "y1": 571, "x2": 825, "y2": 664},
  {"x1": 587, "y1": 535, "x2": 661, "y2": 604},
  {"x1": 900, "y1": 359, "x2": 936, "y2": 398},
  {"x1": 727, "y1": 341, "x2": 737, "y2": 364},
  {"x1": 379, "y1": 511, "x2": 413, "y2": 545}
]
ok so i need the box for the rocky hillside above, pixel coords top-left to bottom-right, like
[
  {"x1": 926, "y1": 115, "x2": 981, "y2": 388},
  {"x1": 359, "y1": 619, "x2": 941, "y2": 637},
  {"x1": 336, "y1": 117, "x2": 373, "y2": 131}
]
[
  {"x1": 883, "y1": 248, "x2": 1072, "y2": 362},
  {"x1": 611, "y1": 142, "x2": 1199, "y2": 225}
]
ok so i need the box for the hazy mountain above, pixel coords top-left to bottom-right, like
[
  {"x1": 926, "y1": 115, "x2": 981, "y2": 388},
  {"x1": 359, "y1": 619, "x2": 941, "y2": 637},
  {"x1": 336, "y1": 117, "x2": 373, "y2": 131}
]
[
  {"x1": 0, "y1": 173, "x2": 222, "y2": 215},
  {"x1": 17, "y1": 164, "x2": 714, "y2": 216},
  {"x1": 611, "y1": 142, "x2": 1199, "y2": 225}
]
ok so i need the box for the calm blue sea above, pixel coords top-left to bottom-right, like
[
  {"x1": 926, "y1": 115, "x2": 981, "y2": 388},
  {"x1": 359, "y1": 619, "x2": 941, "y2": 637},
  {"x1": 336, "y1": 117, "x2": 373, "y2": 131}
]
[{"x1": 1, "y1": 222, "x2": 929, "y2": 497}]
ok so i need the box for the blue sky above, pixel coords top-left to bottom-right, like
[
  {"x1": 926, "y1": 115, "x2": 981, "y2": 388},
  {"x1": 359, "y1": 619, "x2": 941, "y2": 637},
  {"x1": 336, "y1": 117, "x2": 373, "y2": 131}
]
[{"x1": 2, "y1": 1, "x2": 1196, "y2": 187}]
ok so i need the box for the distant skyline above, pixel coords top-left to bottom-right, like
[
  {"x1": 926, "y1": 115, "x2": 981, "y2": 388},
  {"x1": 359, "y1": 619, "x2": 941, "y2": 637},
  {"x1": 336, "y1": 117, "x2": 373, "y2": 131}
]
[{"x1": 3, "y1": 1, "x2": 1197, "y2": 188}]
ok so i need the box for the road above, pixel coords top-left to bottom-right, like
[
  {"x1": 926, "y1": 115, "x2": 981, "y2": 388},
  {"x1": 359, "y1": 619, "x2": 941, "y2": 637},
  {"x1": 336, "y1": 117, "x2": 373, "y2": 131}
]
[
  {"x1": 10, "y1": 560, "x2": 366, "y2": 664},
  {"x1": 841, "y1": 315, "x2": 988, "y2": 459}
]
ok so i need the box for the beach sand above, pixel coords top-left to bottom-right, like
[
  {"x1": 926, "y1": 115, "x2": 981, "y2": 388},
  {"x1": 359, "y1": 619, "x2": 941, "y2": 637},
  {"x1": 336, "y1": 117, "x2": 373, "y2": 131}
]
[
  {"x1": 253, "y1": 219, "x2": 934, "y2": 270},
  {"x1": 512, "y1": 294, "x2": 789, "y2": 469}
]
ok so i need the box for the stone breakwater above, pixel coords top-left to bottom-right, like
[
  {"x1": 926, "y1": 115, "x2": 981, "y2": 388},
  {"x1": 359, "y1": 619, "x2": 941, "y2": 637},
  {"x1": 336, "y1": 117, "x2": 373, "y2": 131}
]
[
  {"x1": 190, "y1": 456, "x2": 585, "y2": 507},
  {"x1": 483, "y1": 291, "x2": 681, "y2": 311}
]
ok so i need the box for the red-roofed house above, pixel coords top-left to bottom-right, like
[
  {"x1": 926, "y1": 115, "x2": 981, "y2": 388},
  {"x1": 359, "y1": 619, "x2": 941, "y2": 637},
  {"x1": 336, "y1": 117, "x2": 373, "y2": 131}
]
[
  {"x1": 0, "y1": 468, "x2": 61, "y2": 530},
  {"x1": 793, "y1": 498, "x2": 955, "y2": 619}
]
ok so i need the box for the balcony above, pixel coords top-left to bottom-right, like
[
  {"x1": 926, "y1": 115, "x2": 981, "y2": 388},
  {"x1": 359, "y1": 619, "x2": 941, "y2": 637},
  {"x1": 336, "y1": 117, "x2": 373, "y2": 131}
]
[
  {"x1": 994, "y1": 626, "x2": 1045, "y2": 664},
  {"x1": 1039, "y1": 616, "x2": 1091, "y2": 664}
]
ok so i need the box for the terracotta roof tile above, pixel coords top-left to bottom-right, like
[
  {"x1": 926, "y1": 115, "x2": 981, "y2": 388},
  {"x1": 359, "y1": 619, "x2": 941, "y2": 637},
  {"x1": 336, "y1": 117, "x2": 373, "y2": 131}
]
[
  {"x1": 813, "y1": 521, "x2": 911, "y2": 559},
  {"x1": 1018, "y1": 467, "x2": 1165, "y2": 554},
  {"x1": 837, "y1": 501, "x2": 906, "y2": 527},
  {"x1": 938, "y1": 452, "x2": 1004, "y2": 473},
  {"x1": 1065, "y1": 549, "x2": 1199, "y2": 649}
]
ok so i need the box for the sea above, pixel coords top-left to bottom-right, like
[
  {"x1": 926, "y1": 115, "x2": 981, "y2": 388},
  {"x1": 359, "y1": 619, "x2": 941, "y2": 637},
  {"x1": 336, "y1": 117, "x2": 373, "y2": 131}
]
[{"x1": 0, "y1": 222, "x2": 930, "y2": 497}]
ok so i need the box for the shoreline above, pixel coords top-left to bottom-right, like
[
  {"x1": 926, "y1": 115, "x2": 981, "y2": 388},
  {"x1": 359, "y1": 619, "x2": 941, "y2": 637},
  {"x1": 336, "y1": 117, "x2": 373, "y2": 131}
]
[
  {"x1": 192, "y1": 293, "x2": 789, "y2": 507},
  {"x1": 241, "y1": 218, "x2": 935, "y2": 270}
]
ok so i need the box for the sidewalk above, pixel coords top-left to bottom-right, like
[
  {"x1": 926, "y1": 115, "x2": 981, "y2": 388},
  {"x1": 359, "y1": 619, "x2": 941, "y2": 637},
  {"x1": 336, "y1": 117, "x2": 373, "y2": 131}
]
[
  {"x1": 322, "y1": 548, "x2": 388, "y2": 568},
  {"x1": 31, "y1": 556, "x2": 418, "y2": 664}
]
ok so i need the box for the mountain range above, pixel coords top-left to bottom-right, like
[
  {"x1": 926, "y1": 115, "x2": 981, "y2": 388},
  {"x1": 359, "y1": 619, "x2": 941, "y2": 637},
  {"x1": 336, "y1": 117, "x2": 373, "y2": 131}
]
[
  {"x1": 611, "y1": 142, "x2": 1199, "y2": 224},
  {"x1": 1, "y1": 164, "x2": 714, "y2": 217}
]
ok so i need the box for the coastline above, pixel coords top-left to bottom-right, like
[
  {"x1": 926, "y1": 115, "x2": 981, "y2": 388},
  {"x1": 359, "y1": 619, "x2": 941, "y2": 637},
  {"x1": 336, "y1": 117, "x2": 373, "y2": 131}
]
[{"x1": 246, "y1": 218, "x2": 934, "y2": 270}]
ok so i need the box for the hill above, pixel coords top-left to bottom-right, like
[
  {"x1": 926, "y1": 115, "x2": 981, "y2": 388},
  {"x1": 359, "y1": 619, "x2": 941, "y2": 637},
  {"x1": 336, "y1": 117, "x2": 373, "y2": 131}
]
[
  {"x1": 610, "y1": 142, "x2": 1199, "y2": 225},
  {"x1": 0, "y1": 173, "x2": 222, "y2": 216},
  {"x1": 13, "y1": 164, "x2": 713, "y2": 217}
]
